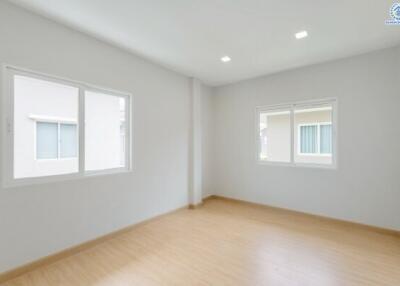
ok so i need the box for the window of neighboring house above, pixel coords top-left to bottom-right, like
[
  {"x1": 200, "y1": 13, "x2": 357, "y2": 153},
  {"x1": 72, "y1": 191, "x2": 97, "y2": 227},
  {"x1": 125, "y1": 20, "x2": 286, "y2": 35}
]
[
  {"x1": 60, "y1": 123, "x2": 78, "y2": 158},
  {"x1": 257, "y1": 99, "x2": 336, "y2": 168},
  {"x1": 36, "y1": 122, "x2": 58, "y2": 159},
  {"x1": 320, "y1": 124, "x2": 332, "y2": 154},
  {"x1": 298, "y1": 123, "x2": 332, "y2": 155},
  {"x1": 36, "y1": 121, "x2": 78, "y2": 160},
  {"x1": 3, "y1": 66, "x2": 131, "y2": 186}
]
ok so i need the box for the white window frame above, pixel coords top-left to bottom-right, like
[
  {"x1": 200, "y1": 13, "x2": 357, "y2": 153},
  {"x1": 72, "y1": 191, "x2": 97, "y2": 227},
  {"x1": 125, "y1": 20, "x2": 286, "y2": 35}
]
[
  {"x1": 2, "y1": 65, "x2": 133, "y2": 188},
  {"x1": 297, "y1": 122, "x2": 332, "y2": 156},
  {"x1": 255, "y1": 98, "x2": 337, "y2": 169}
]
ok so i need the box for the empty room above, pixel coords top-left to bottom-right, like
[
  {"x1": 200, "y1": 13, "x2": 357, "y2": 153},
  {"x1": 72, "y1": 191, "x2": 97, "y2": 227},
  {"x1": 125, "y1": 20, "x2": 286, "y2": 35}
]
[{"x1": 1, "y1": 0, "x2": 400, "y2": 285}]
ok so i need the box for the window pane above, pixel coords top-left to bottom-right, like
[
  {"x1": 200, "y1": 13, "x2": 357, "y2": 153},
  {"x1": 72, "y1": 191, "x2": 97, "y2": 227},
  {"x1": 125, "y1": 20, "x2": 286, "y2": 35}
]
[
  {"x1": 294, "y1": 105, "x2": 332, "y2": 165},
  {"x1": 259, "y1": 110, "x2": 291, "y2": 162},
  {"x1": 36, "y1": 122, "x2": 58, "y2": 159},
  {"x1": 300, "y1": 125, "x2": 317, "y2": 154},
  {"x1": 14, "y1": 75, "x2": 79, "y2": 178},
  {"x1": 320, "y1": 124, "x2": 332, "y2": 154},
  {"x1": 85, "y1": 91, "x2": 126, "y2": 171},
  {"x1": 119, "y1": 98, "x2": 126, "y2": 166},
  {"x1": 60, "y1": 124, "x2": 77, "y2": 158}
]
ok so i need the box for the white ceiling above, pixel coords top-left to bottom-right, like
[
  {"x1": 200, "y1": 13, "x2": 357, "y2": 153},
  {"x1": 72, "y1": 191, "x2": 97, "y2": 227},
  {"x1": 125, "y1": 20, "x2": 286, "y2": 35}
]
[{"x1": 8, "y1": 0, "x2": 400, "y2": 86}]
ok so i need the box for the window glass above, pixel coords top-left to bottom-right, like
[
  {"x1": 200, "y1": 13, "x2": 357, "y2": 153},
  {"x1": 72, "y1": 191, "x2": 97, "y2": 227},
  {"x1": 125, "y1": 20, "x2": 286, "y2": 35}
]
[
  {"x1": 299, "y1": 125, "x2": 318, "y2": 154},
  {"x1": 259, "y1": 110, "x2": 291, "y2": 163},
  {"x1": 7, "y1": 69, "x2": 131, "y2": 185},
  {"x1": 60, "y1": 124, "x2": 78, "y2": 158},
  {"x1": 13, "y1": 75, "x2": 79, "y2": 179},
  {"x1": 294, "y1": 106, "x2": 332, "y2": 165},
  {"x1": 36, "y1": 122, "x2": 58, "y2": 159},
  {"x1": 320, "y1": 124, "x2": 332, "y2": 154},
  {"x1": 85, "y1": 91, "x2": 126, "y2": 171}
]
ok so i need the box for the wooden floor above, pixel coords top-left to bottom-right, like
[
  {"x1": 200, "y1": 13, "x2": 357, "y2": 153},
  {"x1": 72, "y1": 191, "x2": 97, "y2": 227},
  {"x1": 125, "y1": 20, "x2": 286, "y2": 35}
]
[{"x1": 2, "y1": 197, "x2": 400, "y2": 286}]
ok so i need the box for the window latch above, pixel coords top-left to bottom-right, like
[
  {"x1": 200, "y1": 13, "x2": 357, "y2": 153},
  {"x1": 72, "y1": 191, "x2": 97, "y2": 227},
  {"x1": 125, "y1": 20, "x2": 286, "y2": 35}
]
[{"x1": 6, "y1": 118, "x2": 12, "y2": 134}]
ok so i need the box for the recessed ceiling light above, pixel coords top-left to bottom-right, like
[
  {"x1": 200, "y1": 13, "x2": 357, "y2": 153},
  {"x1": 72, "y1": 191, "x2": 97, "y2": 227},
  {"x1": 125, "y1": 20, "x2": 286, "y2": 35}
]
[
  {"x1": 221, "y1": 56, "x2": 231, "y2": 63},
  {"x1": 295, "y1": 30, "x2": 308, "y2": 39}
]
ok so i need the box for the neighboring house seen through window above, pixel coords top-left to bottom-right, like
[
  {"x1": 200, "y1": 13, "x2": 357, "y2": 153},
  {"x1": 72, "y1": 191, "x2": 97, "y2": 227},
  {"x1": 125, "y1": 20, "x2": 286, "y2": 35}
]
[
  {"x1": 3, "y1": 66, "x2": 131, "y2": 187},
  {"x1": 257, "y1": 99, "x2": 336, "y2": 168}
]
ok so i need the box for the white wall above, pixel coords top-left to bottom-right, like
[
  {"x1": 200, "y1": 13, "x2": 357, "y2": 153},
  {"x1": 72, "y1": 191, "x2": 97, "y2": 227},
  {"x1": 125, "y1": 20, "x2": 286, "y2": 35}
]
[
  {"x1": 0, "y1": 1, "x2": 192, "y2": 273},
  {"x1": 214, "y1": 46, "x2": 400, "y2": 231},
  {"x1": 201, "y1": 84, "x2": 214, "y2": 198},
  {"x1": 188, "y1": 79, "x2": 203, "y2": 205},
  {"x1": 188, "y1": 79, "x2": 215, "y2": 202}
]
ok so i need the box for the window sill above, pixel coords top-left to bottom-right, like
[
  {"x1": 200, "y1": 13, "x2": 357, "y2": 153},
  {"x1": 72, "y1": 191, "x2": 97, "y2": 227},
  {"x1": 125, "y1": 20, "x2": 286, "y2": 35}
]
[
  {"x1": 257, "y1": 160, "x2": 337, "y2": 170},
  {"x1": 35, "y1": 158, "x2": 78, "y2": 162},
  {"x1": 297, "y1": 153, "x2": 332, "y2": 157},
  {"x1": 2, "y1": 168, "x2": 133, "y2": 189}
]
